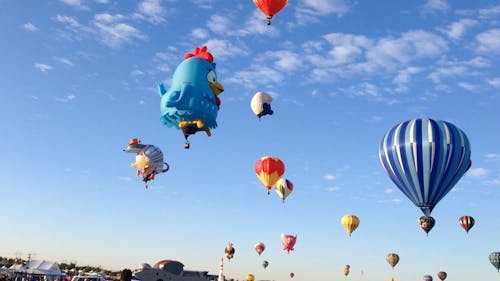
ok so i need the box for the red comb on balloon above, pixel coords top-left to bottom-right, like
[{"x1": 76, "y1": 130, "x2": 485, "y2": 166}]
[{"x1": 184, "y1": 46, "x2": 214, "y2": 63}]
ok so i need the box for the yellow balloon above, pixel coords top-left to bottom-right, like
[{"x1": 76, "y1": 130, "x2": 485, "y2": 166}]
[
  {"x1": 341, "y1": 214, "x2": 360, "y2": 236},
  {"x1": 246, "y1": 274, "x2": 255, "y2": 281}
]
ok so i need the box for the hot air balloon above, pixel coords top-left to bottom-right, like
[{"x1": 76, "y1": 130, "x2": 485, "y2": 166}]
[
  {"x1": 255, "y1": 156, "x2": 285, "y2": 194},
  {"x1": 159, "y1": 46, "x2": 224, "y2": 149},
  {"x1": 262, "y1": 260, "x2": 269, "y2": 269},
  {"x1": 437, "y1": 271, "x2": 447, "y2": 280},
  {"x1": 289, "y1": 272, "x2": 294, "y2": 278},
  {"x1": 459, "y1": 215, "x2": 475, "y2": 234},
  {"x1": 253, "y1": 0, "x2": 288, "y2": 25},
  {"x1": 343, "y1": 265, "x2": 350, "y2": 276},
  {"x1": 246, "y1": 274, "x2": 255, "y2": 281},
  {"x1": 419, "y1": 216, "x2": 435, "y2": 235},
  {"x1": 255, "y1": 242, "x2": 266, "y2": 255},
  {"x1": 225, "y1": 243, "x2": 235, "y2": 260},
  {"x1": 490, "y1": 252, "x2": 500, "y2": 272},
  {"x1": 275, "y1": 178, "x2": 294, "y2": 202},
  {"x1": 251, "y1": 92, "x2": 274, "y2": 120},
  {"x1": 281, "y1": 233, "x2": 297, "y2": 253},
  {"x1": 124, "y1": 138, "x2": 170, "y2": 188},
  {"x1": 423, "y1": 275, "x2": 433, "y2": 281},
  {"x1": 386, "y1": 253, "x2": 399, "y2": 269},
  {"x1": 379, "y1": 118, "x2": 471, "y2": 216},
  {"x1": 341, "y1": 214, "x2": 360, "y2": 236}
]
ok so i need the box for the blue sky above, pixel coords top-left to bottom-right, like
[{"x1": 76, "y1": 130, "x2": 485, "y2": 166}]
[{"x1": 1, "y1": 0, "x2": 500, "y2": 280}]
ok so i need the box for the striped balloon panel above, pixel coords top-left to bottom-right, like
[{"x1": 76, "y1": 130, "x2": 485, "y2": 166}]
[
  {"x1": 459, "y1": 215, "x2": 475, "y2": 232},
  {"x1": 142, "y1": 145, "x2": 165, "y2": 174},
  {"x1": 379, "y1": 118, "x2": 471, "y2": 215}
]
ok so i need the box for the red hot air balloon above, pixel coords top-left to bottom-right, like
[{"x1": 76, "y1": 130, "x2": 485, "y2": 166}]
[
  {"x1": 459, "y1": 215, "x2": 475, "y2": 234},
  {"x1": 255, "y1": 156, "x2": 285, "y2": 194},
  {"x1": 253, "y1": 0, "x2": 288, "y2": 25},
  {"x1": 254, "y1": 242, "x2": 265, "y2": 255},
  {"x1": 281, "y1": 233, "x2": 297, "y2": 253}
]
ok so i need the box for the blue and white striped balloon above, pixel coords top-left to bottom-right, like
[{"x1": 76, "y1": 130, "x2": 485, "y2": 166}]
[{"x1": 379, "y1": 118, "x2": 471, "y2": 216}]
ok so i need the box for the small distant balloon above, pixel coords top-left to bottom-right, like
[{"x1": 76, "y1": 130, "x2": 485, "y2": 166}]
[
  {"x1": 386, "y1": 253, "x2": 399, "y2": 269},
  {"x1": 423, "y1": 275, "x2": 433, "y2": 281},
  {"x1": 251, "y1": 92, "x2": 274, "y2": 120},
  {"x1": 490, "y1": 252, "x2": 500, "y2": 272},
  {"x1": 281, "y1": 233, "x2": 297, "y2": 253},
  {"x1": 246, "y1": 274, "x2": 255, "y2": 281},
  {"x1": 341, "y1": 214, "x2": 360, "y2": 236},
  {"x1": 253, "y1": 0, "x2": 288, "y2": 25},
  {"x1": 254, "y1": 242, "x2": 265, "y2": 255},
  {"x1": 419, "y1": 216, "x2": 435, "y2": 235},
  {"x1": 275, "y1": 178, "x2": 294, "y2": 202},
  {"x1": 262, "y1": 260, "x2": 269, "y2": 269},
  {"x1": 459, "y1": 215, "x2": 475, "y2": 234},
  {"x1": 437, "y1": 271, "x2": 447, "y2": 281},
  {"x1": 225, "y1": 242, "x2": 235, "y2": 260},
  {"x1": 289, "y1": 272, "x2": 294, "y2": 278}
]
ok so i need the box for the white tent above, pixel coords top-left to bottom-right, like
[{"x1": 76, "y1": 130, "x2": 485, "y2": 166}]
[{"x1": 11, "y1": 260, "x2": 63, "y2": 276}]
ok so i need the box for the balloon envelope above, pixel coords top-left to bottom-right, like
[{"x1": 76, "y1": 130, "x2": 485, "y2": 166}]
[
  {"x1": 246, "y1": 274, "x2": 255, "y2": 281},
  {"x1": 341, "y1": 214, "x2": 360, "y2": 236},
  {"x1": 251, "y1": 92, "x2": 273, "y2": 119},
  {"x1": 379, "y1": 118, "x2": 471, "y2": 216},
  {"x1": 253, "y1": 0, "x2": 288, "y2": 25},
  {"x1": 423, "y1": 275, "x2": 433, "y2": 281},
  {"x1": 281, "y1": 233, "x2": 297, "y2": 253},
  {"x1": 225, "y1": 243, "x2": 235, "y2": 260},
  {"x1": 386, "y1": 253, "x2": 400, "y2": 268},
  {"x1": 419, "y1": 216, "x2": 436, "y2": 235},
  {"x1": 255, "y1": 156, "x2": 285, "y2": 193},
  {"x1": 254, "y1": 242, "x2": 265, "y2": 255},
  {"x1": 275, "y1": 178, "x2": 294, "y2": 202},
  {"x1": 490, "y1": 252, "x2": 500, "y2": 272},
  {"x1": 262, "y1": 260, "x2": 269, "y2": 269},
  {"x1": 459, "y1": 215, "x2": 475, "y2": 233},
  {"x1": 437, "y1": 271, "x2": 447, "y2": 280}
]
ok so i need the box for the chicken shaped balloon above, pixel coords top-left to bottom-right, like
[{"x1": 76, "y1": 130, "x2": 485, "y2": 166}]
[
  {"x1": 124, "y1": 138, "x2": 170, "y2": 188},
  {"x1": 281, "y1": 233, "x2": 297, "y2": 253},
  {"x1": 159, "y1": 46, "x2": 224, "y2": 149}
]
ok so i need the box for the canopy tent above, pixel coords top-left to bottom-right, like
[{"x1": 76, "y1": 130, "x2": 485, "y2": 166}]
[{"x1": 10, "y1": 260, "x2": 63, "y2": 276}]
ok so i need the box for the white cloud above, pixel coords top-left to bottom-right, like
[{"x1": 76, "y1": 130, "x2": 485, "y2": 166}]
[
  {"x1": 192, "y1": 0, "x2": 214, "y2": 9},
  {"x1": 467, "y1": 167, "x2": 490, "y2": 177},
  {"x1": 95, "y1": 0, "x2": 109, "y2": 3},
  {"x1": 93, "y1": 13, "x2": 146, "y2": 48},
  {"x1": 340, "y1": 82, "x2": 380, "y2": 98},
  {"x1": 234, "y1": 10, "x2": 280, "y2": 37},
  {"x1": 485, "y1": 153, "x2": 500, "y2": 160},
  {"x1": 207, "y1": 14, "x2": 232, "y2": 34},
  {"x1": 56, "y1": 94, "x2": 77, "y2": 102},
  {"x1": 59, "y1": 0, "x2": 89, "y2": 10},
  {"x1": 323, "y1": 174, "x2": 336, "y2": 180},
  {"x1": 54, "y1": 15, "x2": 81, "y2": 28},
  {"x1": 483, "y1": 179, "x2": 500, "y2": 186},
  {"x1": 191, "y1": 28, "x2": 209, "y2": 39},
  {"x1": 204, "y1": 39, "x2": 249, "y2": 61},
  {"x1": 384, "y1": 188, "x2": 394, "y2": 194},
  {"x1": 294, "y1": 0, "x2": 352, "y2": 25},
  {"x1": 365, "y1": 116, "x2": 383, "y2": 123},
  {"x1": 457, "y1": 82, "x2": 478, "y2": 91},
  {"x1": 55, "y1": 57, "x2": 74, "y2": 66},
  {"x1": 227, "y1": 66, "x2": 284, "y2": 88},
  {"x1": 476, "y1": 28, "x2": 500, "y2": 55},
  {"x1": 22, "y1": 22, "x2": 38, "y2": 32},
  {"x1": 393, "y1": 66, "x2": 422, "y2": 92},
  {"x1": 427, "y1": 57, "x2": 486, "y2": 84},
  {"x1": 326, "y1": 186, "x2": 341, "y2": 192},
  {"x1": 255, "y1": 50, "x2": 302, "y2": 72},
  {"x1": 118, "y1": 176, "x2": 133, "y2": 182},
  {"x1": 366, "y1": 30, "x2": 447, "y2": 70},
  {"x1": 391, "y1": 198, "x2": 401, "y2": 203},
  {"x1": 136, "y1": 0, "x2": 166, "y2": 24},
  {"x1": 478, "y1": 5, "x2": 500, "y2": 20},
  {"x1": 34, "y1": 63, "x2": 53, "y2": 72},
  {"x1": 323, "y1": 33, "x2": 372, "y2": 65},
  {"x1": 487, "y1": 77, "x2": 500, "y2": 88},
  {"x1": 422, "y1": 0, "x2": 449, "y2": 14},
  {"x1": 443, "y1": 19, "x2": 477, "y2": 40}
]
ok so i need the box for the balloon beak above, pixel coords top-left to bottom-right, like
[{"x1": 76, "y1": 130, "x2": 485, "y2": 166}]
[{"x1": 210, "y1": 81, "x2": 224, "y2": 95}]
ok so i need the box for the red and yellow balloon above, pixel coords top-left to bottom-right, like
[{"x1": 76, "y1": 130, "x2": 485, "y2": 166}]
[{"x1": 255, "y1": 156, "x2": 285, "y2": 194}]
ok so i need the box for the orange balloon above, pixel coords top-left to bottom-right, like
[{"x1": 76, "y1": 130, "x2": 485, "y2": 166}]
[{"x1": 253, "y1": 0, "x2": 288, "y2": 25}]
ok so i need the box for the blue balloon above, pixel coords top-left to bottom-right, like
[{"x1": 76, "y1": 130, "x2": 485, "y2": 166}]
[
  {"x1": 379, "y1": 118, "x2": 471, "y2": 216},
  {"x1": 159, "y1": 46, "x2": 224, "y2": 148}
]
